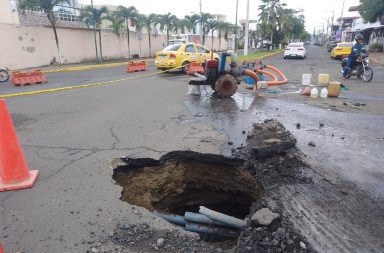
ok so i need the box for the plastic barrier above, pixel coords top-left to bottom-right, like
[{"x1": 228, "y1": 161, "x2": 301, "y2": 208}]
[
  {"x1": 11, "y1": 69, "x2": 48, "y2": 86},
  {"x1": 0, "y1": 99, "x2": 39, "y2": 191},
  {"x1": 127, "y1": 61, "x2": 147, "y2": 72},
  {"x1": 187, "y1": 62, "x2": 204, "y2": 75}
]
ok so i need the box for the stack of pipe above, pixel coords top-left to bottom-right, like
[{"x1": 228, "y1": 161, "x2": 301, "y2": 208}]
[{"x1": 153, "y1": 206, "x2": 246, "y2": 239}]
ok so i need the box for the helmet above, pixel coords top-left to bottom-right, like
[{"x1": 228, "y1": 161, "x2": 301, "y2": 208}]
[{"x1": 355, "y1": 34, "x2": 363, "y2": 41}]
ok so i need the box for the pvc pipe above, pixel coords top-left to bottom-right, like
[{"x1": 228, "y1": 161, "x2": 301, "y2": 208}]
[
  {"x1": 153, "y1": 211, "x2": 187, "y2": 226},
  {"x1": 184, "y1": 212, "x2": 227, "y2": 227},
  {"x1": 199, "y1": 206, "x2": 246, "y2": 230},
  {"x1": 185, "y1": 223, "x2": 239, "y2": 238},
  {"x1": 219, "y1": 51, "x2": 238, "y2": 73},
  {"x1": 219, "y1": 53, "x2": 227, "y2": 73},
  {"x1": 224, "y1": 51, "x2": 238, "y2": 65}
]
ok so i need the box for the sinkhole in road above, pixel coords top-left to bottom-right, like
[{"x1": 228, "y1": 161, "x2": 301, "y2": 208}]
[{"x1": 112, "y1": 151, "x2": 264, "y2": 240}]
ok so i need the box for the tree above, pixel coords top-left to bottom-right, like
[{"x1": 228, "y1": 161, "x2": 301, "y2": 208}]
[
  {"x1": 359, "y1": 0, "x2": 384, "y2": 23},
  {"x1": 222, "y1": 22, "x2": 234, "y2": 50},
  {"x1": 206, "y1": 20, "x2": 218, "y2": 49},
  {"x1": 200, "y1": 13, "x2": 213, "y2": 44},
  {"x1": 184, "y1": 14, "x2": 200, "y2": 34},
  {"x1": 258, "y1": 0, "x2": 285, "y2": 48},
  {"x1": 105, "y1": 12, "x2": 124, "y2": 35},
  {"x1": 155, "y1": 13, "x2": 177, "y2": 41},
  {"x1": 81, "y1": 6, "x2": 108, "y2": 60},
  {"x1": 19, "y1": 0, "x2": 70, "y2": 64},
  {"x1": 116, "y1": 5, "x2": 138, "y2": 59},
  {"x1": 136, "y1": 13, "x2": 157, "y2": 58},
  {"x1": 173, "y1": 18, "x2": 190, "y2": 34}
]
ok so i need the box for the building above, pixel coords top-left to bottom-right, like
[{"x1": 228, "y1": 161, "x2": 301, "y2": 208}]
[
  {"x1": 0, "y1": 0, "x2": 82, "y2": 28},
  {"x1": 348, "y1": 0, "x2": 384, "y2": 46}
]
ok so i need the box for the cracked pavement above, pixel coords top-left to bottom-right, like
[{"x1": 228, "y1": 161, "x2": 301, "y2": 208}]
[{"x1": 0, "y1": 71, "x2": 227, "y2": 252}]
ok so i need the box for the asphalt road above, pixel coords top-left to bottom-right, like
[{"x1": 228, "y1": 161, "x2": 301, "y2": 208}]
[{"x1": 1, "y1": 46, "x2": 384, "y2": 252}]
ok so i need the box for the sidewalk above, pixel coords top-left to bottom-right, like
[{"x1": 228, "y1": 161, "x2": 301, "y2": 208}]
[{"x1": 369, "y1": 52, "x2": 384, "y2": 66}]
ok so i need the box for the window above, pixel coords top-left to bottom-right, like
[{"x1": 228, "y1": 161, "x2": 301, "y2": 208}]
[
  {"x1": 163, "y1": 44, "x2": 182, "y2": 52},
  {"x1": 196, "y1": 46, "x2": 210, "y2": 53},
  {"x1": 185, "y1": 44, "x2": 196, "y2": 53}
]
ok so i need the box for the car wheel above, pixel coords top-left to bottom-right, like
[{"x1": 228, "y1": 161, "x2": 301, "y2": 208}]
[
  {"x1": 181, "y1": 61, "x2": 189, "y2": 74},
  {"x1": 283, "y1": 56, "x2": 287, "y2": 59}
]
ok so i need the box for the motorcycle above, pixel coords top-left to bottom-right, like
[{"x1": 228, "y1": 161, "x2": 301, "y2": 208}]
[
  {"x1": 0, "y1": 69, "x2": 9, "y2": 82},
  {"x1": 341, "y1": 54, "x2": 373, "y2": 82}
]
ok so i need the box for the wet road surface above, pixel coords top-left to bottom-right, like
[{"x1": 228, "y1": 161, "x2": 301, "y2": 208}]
[{"x1": 1, "y1": 45, "x2": 383, "y2": 252}]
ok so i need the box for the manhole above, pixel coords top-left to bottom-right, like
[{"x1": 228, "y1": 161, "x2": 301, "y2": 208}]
[{"x1": 112, "y1": 151, "x2": 264, "y2": 241}]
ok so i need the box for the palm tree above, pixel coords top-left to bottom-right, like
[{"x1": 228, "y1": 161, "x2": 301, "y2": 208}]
[
  {"x1": 105, "y1": 12, "x2": 124, "y2": 35},
  {"x1": 155, "y1": 13, "x2": 177, "y2": 41},
  {"x1": 184, "y1": 14, "x2": 200, "y2": 34},
  {"x1": 136, "y1": 13, "x2": 157, "y2": 58},
  {"x1": 200, "y1": 13, "x2": 213, "y2": 44},
  {"x1": 258, "y1": 0, "x2": 285, "y2": 48},
  {"x1": 81, "y1": 6, "x2": 108, "y2": 60},
  {"x1": 19, "y1": 0, "x2": 70, "y2": 65},
  {"x1": 116, "y1": 5, "x2": 138, "y2": 59},
  {"x1": 173, "y1": 18, "x2": 190, "y2": 34},
  {"x1": 222, "y1": 23, "x2": 234, "y2": 49},
  {"x1": 215, "y1": 21, "x2": 230, "y2": 50},
  {"x1": 206, "y1": 20, "x2": 218, "y2": 49}
]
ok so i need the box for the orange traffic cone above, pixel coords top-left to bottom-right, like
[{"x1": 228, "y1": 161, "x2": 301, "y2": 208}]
[{"x1": 0, "y1": 99, "x2": 39, "y2": 192}]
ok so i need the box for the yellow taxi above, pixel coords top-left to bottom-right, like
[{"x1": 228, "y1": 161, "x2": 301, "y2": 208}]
[
  {"x1": 155, "y1": 43, "x2": 219, "y2": 73},
  {"x1": 331, "y1": 42, "x2": 353, "y2": 59}
]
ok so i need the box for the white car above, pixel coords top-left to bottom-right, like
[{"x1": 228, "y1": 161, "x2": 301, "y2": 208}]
[{"x1": 283, "y1": 42, "x2": 307, "y2": 59}]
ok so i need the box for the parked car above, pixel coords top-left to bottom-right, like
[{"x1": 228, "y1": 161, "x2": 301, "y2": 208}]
[
  {"x1": 155, "y1": 43, "x2": 219, "y2": 73},
  {"x1": 283, "y1": 42, "x2": 307, "y2": 59},
  {"x1": 331, "y1": 43, "x2": 353, "y2": 59}
]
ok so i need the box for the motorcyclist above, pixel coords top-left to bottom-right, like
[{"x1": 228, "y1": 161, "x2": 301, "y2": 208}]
[{"x1": 342, "y1": 34, "x2": 367, "y2": 79}]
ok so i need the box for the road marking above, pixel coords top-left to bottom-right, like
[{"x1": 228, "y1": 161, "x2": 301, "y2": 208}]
[
  {"x1": 1, "y1": 51, "x2": 283, "y2": 99},
  {"x1": 0, "y1": 67, "x2": 180, "y2": 99}
]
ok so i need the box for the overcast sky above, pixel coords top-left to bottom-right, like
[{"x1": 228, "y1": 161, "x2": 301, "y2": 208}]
[{"x1": 78, "y1": 0, "x2": 360, "y2": 33}]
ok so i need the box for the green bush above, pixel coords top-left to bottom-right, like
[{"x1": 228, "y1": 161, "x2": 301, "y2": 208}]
[{"x1": 369, "y1": 43, "x2": 383, "y2": 52}]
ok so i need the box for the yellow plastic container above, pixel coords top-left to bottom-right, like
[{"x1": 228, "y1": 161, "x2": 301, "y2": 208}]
[
  {"x1": 328, "y1": 81, "x2": 341, "y2": 97},
  {"x1": 318, "y1": 73, "x2": 330, "y2": 86}
]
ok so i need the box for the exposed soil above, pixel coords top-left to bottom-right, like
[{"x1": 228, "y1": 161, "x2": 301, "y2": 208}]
[{"x1": 96, "y1": 119, "x2": 315, "y2": 252}]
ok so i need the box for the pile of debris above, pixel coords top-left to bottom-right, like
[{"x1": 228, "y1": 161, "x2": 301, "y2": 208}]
[{"x1": 94, "y1": 119, "x2": 314, "y2": 252}]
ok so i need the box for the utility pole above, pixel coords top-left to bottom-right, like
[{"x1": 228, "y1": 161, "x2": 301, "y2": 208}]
[
  {"x1": 199, "y1": 0, "x2": 203, "y2": 44},
  {"x1": 244, "y1": 0, "x2": 249, "y2": 55},
  {"x1": 91, "y1": 0, "x2": 99, "y2": 63},
  {"x1": 235, "y1": 0, "x2": 239, "y2": 51}
]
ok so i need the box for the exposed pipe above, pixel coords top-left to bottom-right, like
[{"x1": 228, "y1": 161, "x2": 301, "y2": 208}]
[
  {"x1": 184, "y1": 212, "x2": 227, "y2": 227},
  {"x1": 153, "y1": 211, "x2": 187, "y2": 226},
  {"x1": 219, "y1": 51, "x2": 238, "y2": 73},
  {"x1": 199, "y1": 206, "x2": 246, "y2": 230},
  {"x1": 185, "y1": 223, "x2": 239, "y2": 238}
]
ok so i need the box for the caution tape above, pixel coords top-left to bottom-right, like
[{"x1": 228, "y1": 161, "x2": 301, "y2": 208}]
[
  {"x1": 0, "y1": 66, "x2": 182, "y2": 99},
  {"x1": 1, "y1": 51, "x2": 283, "y2": 99}
]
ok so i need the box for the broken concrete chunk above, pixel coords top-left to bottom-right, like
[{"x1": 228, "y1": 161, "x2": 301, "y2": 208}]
[{"x1": 251, "y1": 208, "x2": 280, "y2": 226}]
